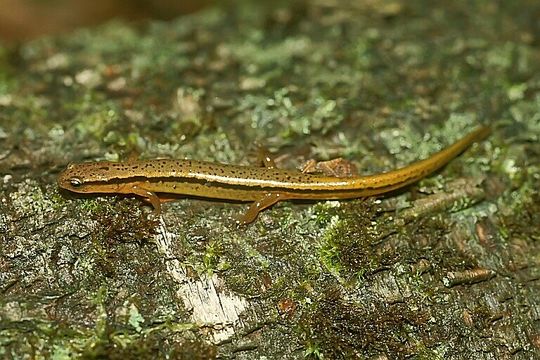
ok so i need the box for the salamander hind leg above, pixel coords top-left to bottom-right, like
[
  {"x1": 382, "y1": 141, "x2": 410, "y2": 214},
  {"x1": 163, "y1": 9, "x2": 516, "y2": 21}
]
[{"x1": 238, "y1": 192, "x2": 288, "y2": 225}]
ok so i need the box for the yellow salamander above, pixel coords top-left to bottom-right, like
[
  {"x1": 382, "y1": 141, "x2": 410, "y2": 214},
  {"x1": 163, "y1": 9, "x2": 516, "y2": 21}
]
[{"x1": 57, "y1": 126, "x2": 490, "y2": 223}]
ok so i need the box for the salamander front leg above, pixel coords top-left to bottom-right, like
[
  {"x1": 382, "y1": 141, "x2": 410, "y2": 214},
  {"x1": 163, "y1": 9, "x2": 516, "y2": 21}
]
[
  {"x1": 119, "y1": 183, "x2": 162, "y2": 215},
  {"x1": 255, "y1": 146, "x2": 277, "y2": 168},
  {"x1": 300, "y1": 157, "x2": 358, "y2": 177},
  {"x1": 238, "y1": 193, "x2": 287, "y2": 225}
]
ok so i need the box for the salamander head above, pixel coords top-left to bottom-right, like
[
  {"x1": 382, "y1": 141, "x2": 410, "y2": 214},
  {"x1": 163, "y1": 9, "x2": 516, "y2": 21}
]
[{"x1": 57, "y1": 162, "x2": 117, "y2": 193}]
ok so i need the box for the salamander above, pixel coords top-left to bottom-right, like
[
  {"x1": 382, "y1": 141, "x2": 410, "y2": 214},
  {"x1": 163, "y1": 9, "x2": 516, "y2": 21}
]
[{"x1": 57, "y1": 126, "x2": 490, "y2": 224}]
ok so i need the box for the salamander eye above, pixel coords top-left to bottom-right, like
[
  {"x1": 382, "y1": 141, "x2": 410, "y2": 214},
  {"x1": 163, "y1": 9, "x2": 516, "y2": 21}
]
[{"x1": 69, "y1": 177, "x2": 83, "y2": 187}]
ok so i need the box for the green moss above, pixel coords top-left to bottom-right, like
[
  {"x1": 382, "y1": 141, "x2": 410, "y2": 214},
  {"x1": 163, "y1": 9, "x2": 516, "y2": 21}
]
[
  {"x1": 316, "y1": 200, "x2": 391, "y2": 282},
  {"x1": 299, "y1": 287, "x2": 428, "y2": 359},
  {"x1": 303, "y1": 342, "x2": 323, "y2": 359},
  {"x1": 201, "y1": 239, "x2": 223, "y2": 276}
]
